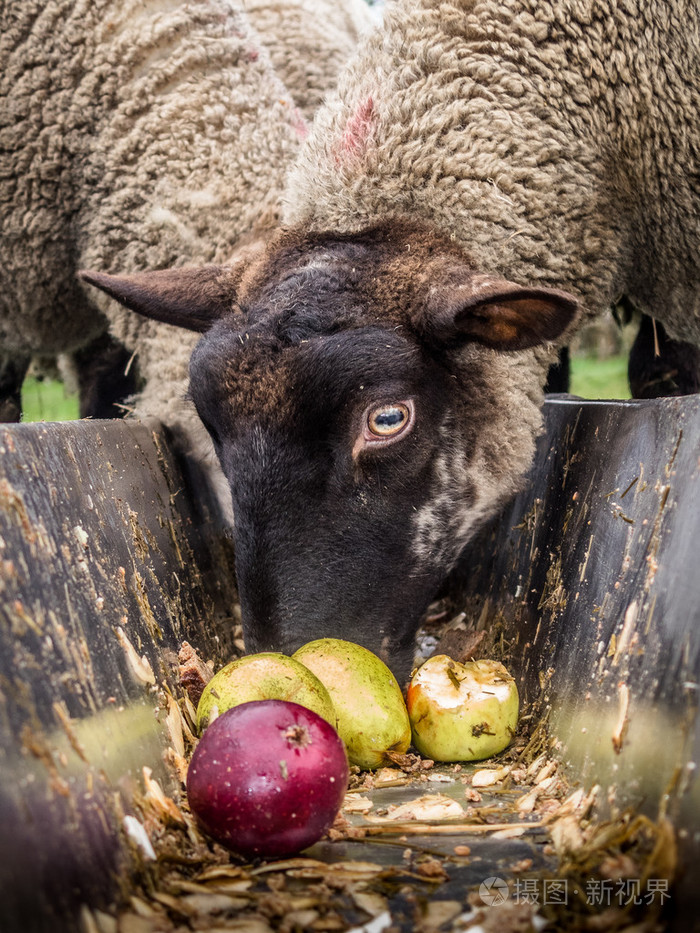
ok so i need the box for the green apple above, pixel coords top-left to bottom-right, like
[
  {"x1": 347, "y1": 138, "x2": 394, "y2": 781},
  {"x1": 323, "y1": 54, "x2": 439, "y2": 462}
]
[
  {"x1": 292, "y1": 638, "x2": 411, "y2": 770},
  {"x1": 407, "y1": 656, "x2": 519, "y2": 762},
  {"x1": 196, "y1": 652, "x2": 336, "y2": 733}
]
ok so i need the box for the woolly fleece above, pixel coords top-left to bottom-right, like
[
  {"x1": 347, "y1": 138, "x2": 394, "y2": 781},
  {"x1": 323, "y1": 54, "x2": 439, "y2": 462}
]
[
  {"x1": 246, "y1": 0, "x2": 375, "y2": 120},
  {"x1": 285, "y1": 0, "x2": 699, "y2": 343},
  {"x1": 1, "y1": 0, "x2": 371, "y2": 498}
]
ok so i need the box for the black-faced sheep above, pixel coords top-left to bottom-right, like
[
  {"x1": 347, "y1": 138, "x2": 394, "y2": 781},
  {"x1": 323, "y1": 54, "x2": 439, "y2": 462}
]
[{"x1": 83, "y1": 0, "x2": 699, "y2": 680}]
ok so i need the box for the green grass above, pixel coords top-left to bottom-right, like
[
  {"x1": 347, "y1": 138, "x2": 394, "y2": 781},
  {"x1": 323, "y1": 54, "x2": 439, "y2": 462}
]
[
  {"x1": 569, "y1": 354, "x2": 630, "y2": 400},
  {"x1": 21, "y1": 378, "x2": 80, "y2": 422}
]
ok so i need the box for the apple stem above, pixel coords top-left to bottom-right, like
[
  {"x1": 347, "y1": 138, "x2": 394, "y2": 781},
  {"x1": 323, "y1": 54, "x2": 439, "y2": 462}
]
[{"x1": 283, "y1": 724, "x2": 312, "y2": 749}]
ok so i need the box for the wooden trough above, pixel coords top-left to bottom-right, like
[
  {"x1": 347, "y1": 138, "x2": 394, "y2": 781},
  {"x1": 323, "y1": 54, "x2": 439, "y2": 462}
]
[{"x1": 0, "y1": 396, "x2": 698, "y2": 932}]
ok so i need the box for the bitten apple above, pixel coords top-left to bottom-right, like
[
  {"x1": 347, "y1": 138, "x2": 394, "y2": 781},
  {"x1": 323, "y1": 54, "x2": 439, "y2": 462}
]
[{"x1": 407, "y1": 656, "x2": 519, "y2": 762}]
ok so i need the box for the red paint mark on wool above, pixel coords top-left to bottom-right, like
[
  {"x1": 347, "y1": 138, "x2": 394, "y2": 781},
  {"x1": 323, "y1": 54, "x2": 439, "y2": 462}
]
[
  {"x1": 334, "y1": 96, "x2": 376, "y2": 165},
  {"x1": 246, "y1": 48, "x2": 259, "y2": 62}
]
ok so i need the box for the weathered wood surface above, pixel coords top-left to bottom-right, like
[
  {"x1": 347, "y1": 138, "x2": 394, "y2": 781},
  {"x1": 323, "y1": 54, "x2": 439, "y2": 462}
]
[
  {"x1": 0, "y1": 421, "x2": 238, "y2": 932},
  {"x1": 452, "y1": 395, "x2": 700, "y2": 926}
]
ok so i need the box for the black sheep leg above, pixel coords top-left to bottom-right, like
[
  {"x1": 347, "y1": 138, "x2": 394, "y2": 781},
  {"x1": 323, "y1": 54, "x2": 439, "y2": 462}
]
[
  {"x1": 544, "y1": 346, "x2": 571, "y2": 394},
  {"x1": 628, "y1": 314, "x2": 700, "y2": 398},
  {"x1": 72, "y1": 332, "x2": 137, "y2": 419},
  {"x1": 0, "y1": 353, "x2": 29, "y2": 423}
]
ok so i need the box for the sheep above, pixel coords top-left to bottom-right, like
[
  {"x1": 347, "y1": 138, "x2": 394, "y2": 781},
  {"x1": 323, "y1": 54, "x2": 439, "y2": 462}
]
[
  {"x1": 287, "y1": 0, "x2": 700, "y2": 402},
  {"x1": 0, "y1": 0, "x2": 374, "y2": 437},
  {"x1": 82, "y1": 0, "x2": 699, "y2": 681}
]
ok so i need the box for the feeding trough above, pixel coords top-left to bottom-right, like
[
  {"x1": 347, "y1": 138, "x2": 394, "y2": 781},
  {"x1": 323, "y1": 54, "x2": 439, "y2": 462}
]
[{"x1": 0, "y1": 396, "x2": 698, "y2": 932}]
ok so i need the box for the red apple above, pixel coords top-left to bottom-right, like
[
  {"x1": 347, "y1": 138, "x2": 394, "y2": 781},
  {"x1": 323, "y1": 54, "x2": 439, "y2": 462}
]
[{"x1": 186, "y1": 700, "x2": 349, "y2": 858}]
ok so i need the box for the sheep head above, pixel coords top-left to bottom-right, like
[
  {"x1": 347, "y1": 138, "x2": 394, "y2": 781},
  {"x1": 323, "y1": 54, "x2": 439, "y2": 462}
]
[{"x1": 81, "y1": 219, "x2": 578, "y2": 682}]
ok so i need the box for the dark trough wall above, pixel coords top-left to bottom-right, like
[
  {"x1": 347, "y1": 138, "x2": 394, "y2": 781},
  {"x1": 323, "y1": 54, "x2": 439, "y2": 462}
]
[
  {"x1": 452, "y1": 395, "x2": 700, "y2": 930},
  {"x1": 0, "y1": 421, "x2": 238, "y2": 933}
]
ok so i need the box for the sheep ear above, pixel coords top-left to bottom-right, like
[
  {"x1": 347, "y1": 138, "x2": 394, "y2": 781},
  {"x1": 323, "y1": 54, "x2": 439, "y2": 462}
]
[
  {"x1": 419, "y1": 273, "x2": 579, "y2": 351},
  {"x1": 79, "y1": 265, "x2": 238, "y2": 333}
]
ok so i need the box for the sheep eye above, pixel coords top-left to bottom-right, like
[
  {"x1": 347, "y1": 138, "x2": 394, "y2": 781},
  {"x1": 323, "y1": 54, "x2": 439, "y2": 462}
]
[
  {"x1": 366, "y1": 399, "x2": 415, "y2": 440},
  {"x1": 353, "y1": 400, "x2": 415, "y2": 460},
  {"x1": 368, "y1": 404, "x2": 411, "y2": 437}
]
